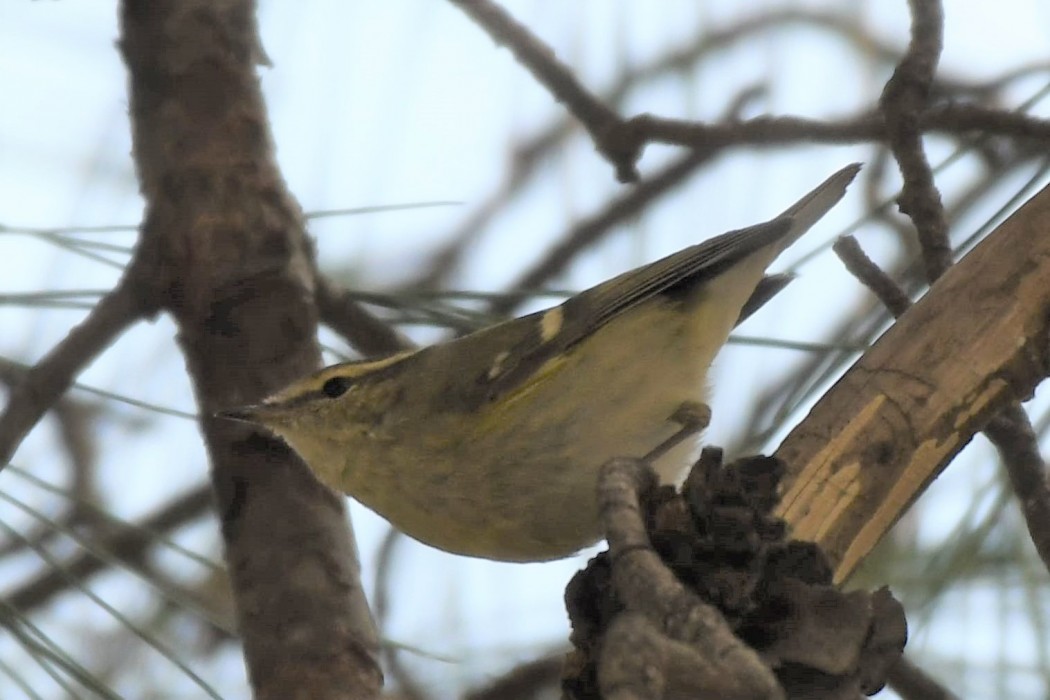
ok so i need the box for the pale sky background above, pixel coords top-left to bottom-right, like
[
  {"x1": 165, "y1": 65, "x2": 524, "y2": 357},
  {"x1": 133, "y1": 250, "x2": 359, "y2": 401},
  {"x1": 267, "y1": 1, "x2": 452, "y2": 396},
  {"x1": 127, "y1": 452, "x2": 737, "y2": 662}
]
[{"x1": 1, "y1": 1, "x2": 1050, "y2": 698}]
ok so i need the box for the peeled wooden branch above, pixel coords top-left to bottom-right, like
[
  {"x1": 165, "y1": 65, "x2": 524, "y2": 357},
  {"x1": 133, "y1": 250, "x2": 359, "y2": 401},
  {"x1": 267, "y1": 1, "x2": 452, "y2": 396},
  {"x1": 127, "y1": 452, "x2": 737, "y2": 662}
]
[{"x1": 776, "y1": 182, "x2": 1050, "y2": 582}]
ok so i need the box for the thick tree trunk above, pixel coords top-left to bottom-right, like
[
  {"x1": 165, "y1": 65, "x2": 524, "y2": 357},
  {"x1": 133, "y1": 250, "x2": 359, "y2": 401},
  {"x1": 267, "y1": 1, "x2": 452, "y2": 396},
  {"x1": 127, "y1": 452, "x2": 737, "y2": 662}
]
[{"x1": 119, "y1": 1, "x2": 382, "y2": 697}]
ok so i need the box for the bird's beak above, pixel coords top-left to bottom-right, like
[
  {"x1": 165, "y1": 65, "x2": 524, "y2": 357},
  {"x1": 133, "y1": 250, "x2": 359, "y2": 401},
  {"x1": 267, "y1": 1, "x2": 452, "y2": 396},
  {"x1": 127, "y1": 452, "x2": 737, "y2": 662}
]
[{"x1": 215, "y1": 405, "x2": 273, "y2": 425}]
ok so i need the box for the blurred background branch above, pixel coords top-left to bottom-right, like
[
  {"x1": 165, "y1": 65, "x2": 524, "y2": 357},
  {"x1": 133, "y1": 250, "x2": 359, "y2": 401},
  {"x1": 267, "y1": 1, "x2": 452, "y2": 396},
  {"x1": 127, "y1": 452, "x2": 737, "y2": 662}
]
[{"x1": 1, "y1": 1, "x2": 1049, "y2": 697}]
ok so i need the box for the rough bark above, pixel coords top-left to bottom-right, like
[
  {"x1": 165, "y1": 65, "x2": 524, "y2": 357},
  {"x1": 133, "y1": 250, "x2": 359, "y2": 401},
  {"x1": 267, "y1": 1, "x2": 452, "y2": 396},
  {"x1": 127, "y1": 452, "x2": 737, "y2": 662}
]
[{"x1": 119, "y1": 1, "x2": 382, "y2": 696}]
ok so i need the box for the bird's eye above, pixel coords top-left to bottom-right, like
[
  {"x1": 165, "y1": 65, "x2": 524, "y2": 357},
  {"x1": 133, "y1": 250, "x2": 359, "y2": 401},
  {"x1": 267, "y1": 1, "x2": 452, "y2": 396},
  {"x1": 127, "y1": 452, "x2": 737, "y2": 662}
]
[{"x1": 322, "y1": 376, "x2": 352, "y2": 398}]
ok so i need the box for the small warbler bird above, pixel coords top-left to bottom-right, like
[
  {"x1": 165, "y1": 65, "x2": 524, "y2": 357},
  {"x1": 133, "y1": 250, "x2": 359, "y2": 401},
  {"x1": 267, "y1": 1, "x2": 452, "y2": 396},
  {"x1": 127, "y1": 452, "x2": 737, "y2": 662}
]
[{"x1": 222, "y1": 164, "x2": 859, "y2": 562}]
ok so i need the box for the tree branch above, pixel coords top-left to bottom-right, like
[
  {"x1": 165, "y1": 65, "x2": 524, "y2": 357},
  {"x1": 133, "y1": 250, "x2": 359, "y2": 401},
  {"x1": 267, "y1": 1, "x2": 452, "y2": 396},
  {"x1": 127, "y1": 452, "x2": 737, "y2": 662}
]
[
  {"x1": 315, "y1": 277, "x2": 413, "y2": 357},
  {"x1": 0, "y1": 277, "x2": 149, "y2": 470},
  {"x1": 879, "y1": 0, "x2": 951, "y2": 281},
  {"x1": 448, "y1": 0, "x2": 640, "y2": 182},
  {"x1": 4, "y1": 486, "x2": 213, "y2": 613},
  {"x1": 119, "y1": 0, "x2": 382, "y2": 696},
  {"x1": 490, "y1": 148, "x2": 716, "y2": 316},
  {"x1": 777, "y1": 181, "x2": 1050, "y2": 582},
  {"x1": 984, "y1": 405, "x2": 1050, "y2": 575}
]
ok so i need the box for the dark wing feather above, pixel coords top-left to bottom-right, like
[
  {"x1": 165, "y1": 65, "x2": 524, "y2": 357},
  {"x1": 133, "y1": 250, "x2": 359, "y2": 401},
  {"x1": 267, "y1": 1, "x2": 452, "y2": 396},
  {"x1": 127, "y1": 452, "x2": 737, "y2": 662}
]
[
  {"x1": 472, "y1": 164, "x2": 860, "y2": 404},
  {"x1": 562, "y1": 217, "x2": 794, "y2": 337}
]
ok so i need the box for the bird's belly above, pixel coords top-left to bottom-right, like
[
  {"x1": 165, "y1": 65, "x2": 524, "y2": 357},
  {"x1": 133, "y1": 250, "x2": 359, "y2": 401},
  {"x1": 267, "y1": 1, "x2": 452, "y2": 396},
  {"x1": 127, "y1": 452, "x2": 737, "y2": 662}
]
[
  {"x1": 367, "y1": 351, "x2": 704, "y2": 559},
  {"x1": 334, "y1": 301, "x2": 714, "y2": 561}
]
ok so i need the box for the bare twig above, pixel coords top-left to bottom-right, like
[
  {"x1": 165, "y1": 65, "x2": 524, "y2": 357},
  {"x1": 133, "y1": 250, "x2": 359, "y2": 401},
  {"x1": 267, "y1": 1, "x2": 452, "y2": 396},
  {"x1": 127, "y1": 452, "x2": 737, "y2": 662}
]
[
  {"x1": 407, "y1": 9, "x2": 889, "y2": 290},
  {"x1": 879, "y1": 0, "x2": 951, "y2": 281},
  {"x1": 448, "y1": 0, "x2": 640, "y2": 182},
  {"x1": 0, "y1": 366, "x2": 101, "y2": 560},
  {"x1": 617, "y1": 107, "x2": 1050, "y2": 151},
  {"x1": 490, "y1": 148, "x2": 715, "y2": 316},
  {"x1": 4, "y1": 486, "x2": 213, "y2": 614},
  {"x1": 985, "y1": 405, "x2": 1050, "y2": 575},
  {"x1": 0, "y1": 277, "x2": 150, "y2": 471},
  {"x1": 833, "y1": 236, "x2": 912, "y2": 317},
  {"x1": 410, "y1": 9, "x2": 1050, "y2": 289},
  {"x1": 449, "y1": 0, "x2": 1050, "y2": 191},
  {"x1": 316, "y1": 277, "x2": 413, "y2": 357}
]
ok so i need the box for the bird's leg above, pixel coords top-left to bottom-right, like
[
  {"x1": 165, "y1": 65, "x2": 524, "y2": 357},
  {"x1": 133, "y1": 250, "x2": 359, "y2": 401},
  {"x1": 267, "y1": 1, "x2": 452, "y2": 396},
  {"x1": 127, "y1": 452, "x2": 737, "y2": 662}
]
[{"x1": 642, "y1": 401, "x2": 711, "y2": 463}]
